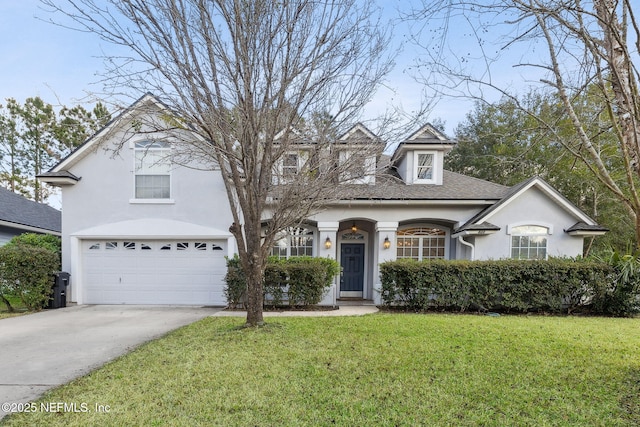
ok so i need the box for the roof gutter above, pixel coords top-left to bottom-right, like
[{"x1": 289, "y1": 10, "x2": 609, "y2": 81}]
[
  {"x1": 0, "y1": 220, "x2": 61, "y2": 236},
  {"x1": 266, "y1": 199, "x2": 500, "y2": 207}
]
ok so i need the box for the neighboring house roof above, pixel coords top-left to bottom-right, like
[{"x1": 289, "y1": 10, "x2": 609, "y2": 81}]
[
  {"x1": 453, "y1": 176, "x2": 606, "y2": 235},
  {"x1": 0, "y1": 186, "x2": 61, "y2": 234}
]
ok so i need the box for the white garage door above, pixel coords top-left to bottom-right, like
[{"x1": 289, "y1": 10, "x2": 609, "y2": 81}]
[{"x1": 82, "y1": 239, "x2": 227, "y2": 305}]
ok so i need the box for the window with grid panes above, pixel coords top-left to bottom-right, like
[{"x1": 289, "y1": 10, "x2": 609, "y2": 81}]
[{"x1": 396, "y1": 227, "x2": 447, "y2": 260}]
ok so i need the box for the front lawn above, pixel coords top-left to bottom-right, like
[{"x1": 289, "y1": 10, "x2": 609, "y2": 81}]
[
  {"x1": 0, "y1": 296, "x2": 29, "y2": 320},
  {"x1": 3, "y1": 314, "x2": 639, "y2": 426}
]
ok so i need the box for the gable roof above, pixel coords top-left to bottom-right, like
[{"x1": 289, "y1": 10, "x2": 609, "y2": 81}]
[
  {"x1": 390, "y1": 123, "x2": 457, "y2": 164},
  {"x1": 43, "y1": 93, "x2": 169, "y2": 174},
  {"x1": 338, "y1": 123, "x2": 382, "y2": 143},
  {"x1": 454, "y1": 176, "x2": 604, "y2": 234},
  {"x1": 405, "y1": 123, "x2": 451, "y2": 142},
  {"x1": 0, "y1": 187, "x2": 61, "y2": 234}
]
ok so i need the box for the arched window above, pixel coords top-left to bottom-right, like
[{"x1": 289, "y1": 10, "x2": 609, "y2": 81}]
[
  {"x1": 510, "y1": 225, "x2": 548, "y2": 260},
  {"x1": 396, "y1": 227, "x2": 447, "y2": 260},
  {"x1": 271, "y1": 227, "x2": 315, "y2": 259}
]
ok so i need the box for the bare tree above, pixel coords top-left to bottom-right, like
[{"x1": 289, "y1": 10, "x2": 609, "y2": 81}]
[
  {"x1": 405, "y1": 0, "x2": 640, "y2": 246},
  {"x1": 42, "y1": 0, "x2": 393, "y2": 325}
]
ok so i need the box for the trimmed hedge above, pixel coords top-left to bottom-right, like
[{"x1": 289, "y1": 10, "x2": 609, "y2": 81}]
[
  {"x1": 379, "y1": 259, "x2": 633, "y2": 315},
  {"x1": 224, "y1": 256, "x2": 340, "y2": 308},
  {"x1": 4, "y1": 233, "x2": 62, "y2": 258},
  {"x1": 0, "y1": 244, "x2": 60, "y2": 311}
]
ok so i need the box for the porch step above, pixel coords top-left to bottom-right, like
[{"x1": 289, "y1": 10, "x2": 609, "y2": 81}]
[{"x1": 336, "y1": 298, "x2": 376, "y2": 306}]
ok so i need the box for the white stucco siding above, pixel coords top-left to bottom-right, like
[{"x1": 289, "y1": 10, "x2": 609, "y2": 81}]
[
  {"x1": 474, "y1": 186, "x2": 585, "y2": 260},
  {"x1": 58, "y1": 126, "x2": 235, "y2": 303},
  {"x1": 308, "y1": 204, "x2": 485, "y2": 225}
]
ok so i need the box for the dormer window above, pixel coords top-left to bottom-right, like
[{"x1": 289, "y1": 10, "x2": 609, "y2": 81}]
[
  {"x1": 414, "y1": 151, "x2": 437, "y2": 184},
  {"x1": 283, "y1": 153, "x2": 299, "y2": 177},
  {"x1": 339, "y1": 150, "x2": 375, "y2": 184},
  {"x1": 275, "y1": 151, "x2": 309, "y2": 184}
]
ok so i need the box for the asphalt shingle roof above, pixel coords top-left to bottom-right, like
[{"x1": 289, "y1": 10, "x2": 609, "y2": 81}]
[
  {"x1": 0, "y1": 187, "x2": 61, "y2": 233},
  {"x1": 335, "y1": 170, "x2": 510, "y2": 201}
]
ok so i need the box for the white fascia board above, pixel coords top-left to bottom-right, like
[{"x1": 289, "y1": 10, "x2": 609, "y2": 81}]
[
  {"x1": 339, "y1": 123, "x2": 379, "y2": 141},
  {"x1": 274, "y1": 127, "x2": 303, "y2": 140},
  {"x1": 406, "y1": 124, "x2": 449, "y2": 141},
  {"x1": 482, "y1": 178, "x2": 595, "y2": 225},
  {"x1": 71, "y1": 218, "x2": 232, "y2": 239},
  {"x1": 327, "y1": 199, "x2": 497, "y2": 206},
  {"x1": 0, "y1": 220, "x2": 61, "y2": 236},
  {"x1": 451, "y1": 229, "x2": 498, "y2": 237},
  {"x1": 567, "y1": 230, "x2": 608, "y2": 236},
  {"x1": 53, "y1": 94, "x2": 168, "y2": 172},
  {"x1": 37, "y1": 176, "x2": 79, "y2": 186}
]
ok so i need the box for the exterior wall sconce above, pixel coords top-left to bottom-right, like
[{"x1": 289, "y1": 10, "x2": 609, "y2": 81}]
[
  {"x1": 351, "y1": 222, "x2": 358, "y2": 233},
  {"x1": 383, "y1": 236, "x2": 391, "y2": 249},
  {"x1": 325, "y1": 237, "x2": 332, "y2": 249}
]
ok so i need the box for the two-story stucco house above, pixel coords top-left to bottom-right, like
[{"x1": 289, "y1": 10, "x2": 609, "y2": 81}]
[{"x1": 39, "y1": 94, "x2": 607, "y2": 306}]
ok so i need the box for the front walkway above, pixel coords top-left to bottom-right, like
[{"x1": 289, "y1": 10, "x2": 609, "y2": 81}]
[{"x1": 213, "y1": 305, "x2": 379, "y2": 317}]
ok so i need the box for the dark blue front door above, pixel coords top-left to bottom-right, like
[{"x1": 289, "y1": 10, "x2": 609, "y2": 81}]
[{"x1": 340, "y1": 244, "x2": 364, "y2": 296}]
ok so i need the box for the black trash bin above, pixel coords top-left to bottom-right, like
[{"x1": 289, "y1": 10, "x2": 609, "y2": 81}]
[{"x1": 47, "y1": 272, "x2": 70, "y2": 309}]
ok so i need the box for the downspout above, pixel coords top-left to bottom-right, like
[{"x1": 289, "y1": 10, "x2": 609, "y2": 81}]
[{"x1": 458, "y1": 236, "x2": 475, "y2": 261}]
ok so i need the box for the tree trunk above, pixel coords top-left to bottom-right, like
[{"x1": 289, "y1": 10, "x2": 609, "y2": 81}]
[
  {"x1": 244, "y1": 253, "x2": 265, "y2": 327},
  {"x1": 0, "y1": 295, "x2": 14, "y2": 312}
]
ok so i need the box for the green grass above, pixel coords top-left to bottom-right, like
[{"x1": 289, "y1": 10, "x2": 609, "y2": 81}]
[
  {"x1": 0, "y1": 296, "x2": 29, "y2": 319},
  {"x1": 3, "y1": 314, "x2": 640, "y2": 426}
]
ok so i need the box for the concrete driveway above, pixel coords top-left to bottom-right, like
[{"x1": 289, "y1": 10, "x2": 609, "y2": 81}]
[{"x1": 0, "y1": 305, "x2": 219, "y2": 419}]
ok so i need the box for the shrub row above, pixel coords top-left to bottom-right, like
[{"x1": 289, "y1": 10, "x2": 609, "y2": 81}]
[
  {"x1": 225, "y1": 256, "x2": 340, "y2": 308},
  {"x1": 380, "y1": 258, "x2": 639, "y2": 316},
  {"x1": 0, "y1": 238, "x2": 60, "y2": 312}
]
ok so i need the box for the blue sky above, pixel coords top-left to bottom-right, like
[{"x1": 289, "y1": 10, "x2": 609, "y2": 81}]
[
  {"x1": 0, "y1": 0, "x2": 109, "y2": 107},
  {"x1": 0, "y1": 0, "x2": 515, "y2": 136}
]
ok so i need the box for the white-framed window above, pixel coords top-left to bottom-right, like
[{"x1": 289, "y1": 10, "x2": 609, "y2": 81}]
[
  {"x1": 396, "y1": 226, "x2": 448, "y2": 260},
  {"x1": 282, "y1": 153, "x2": 299, "y2": 177},
  {"x1": 134, "y1": 140, "x2": 171, "y2": 199},
  {"x1": 338, "y1": 149, "x2": 375, "y2": 184},
  {"x1": 275, "y1": 150, "x2": 310, "y2": 184},
  {"x1": 413, "y1": 151, "x2": 437, "y2": 183},
  {"x1": 271, "y1": 227, "x2": 315, "y2": 259},
  {"x1": 510, "y1": 225, "x2": 549, "y2": 260}
]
